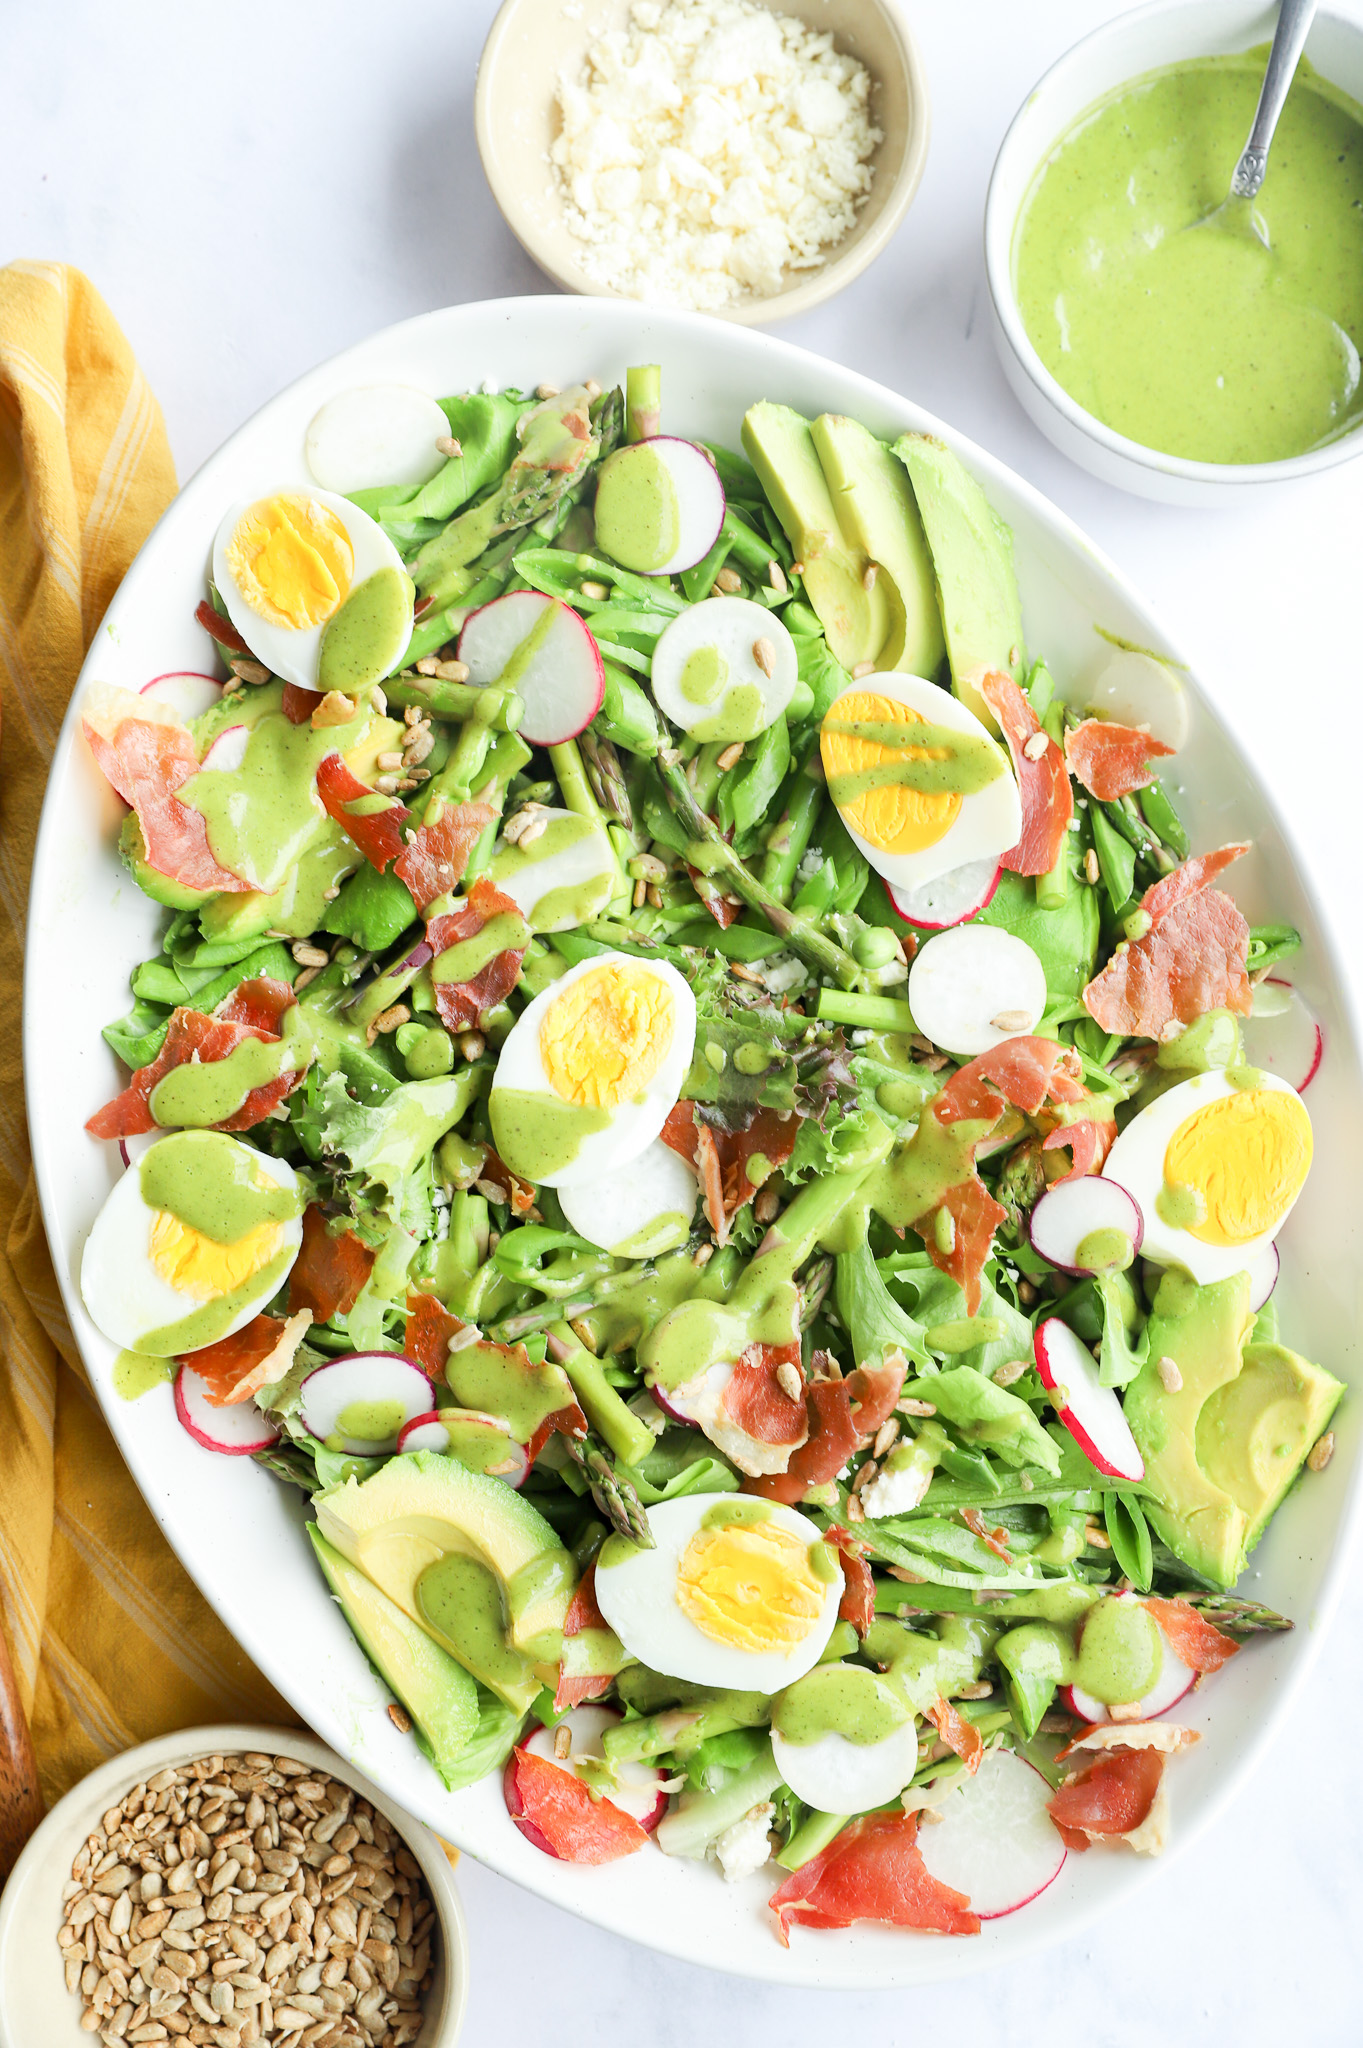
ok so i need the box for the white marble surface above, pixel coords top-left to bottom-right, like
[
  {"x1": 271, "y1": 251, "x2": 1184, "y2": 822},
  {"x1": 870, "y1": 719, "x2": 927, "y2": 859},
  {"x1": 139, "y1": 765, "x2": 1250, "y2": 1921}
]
[{"x1": 5, "y1": 2, "x2": 1362, "y2": 2039}]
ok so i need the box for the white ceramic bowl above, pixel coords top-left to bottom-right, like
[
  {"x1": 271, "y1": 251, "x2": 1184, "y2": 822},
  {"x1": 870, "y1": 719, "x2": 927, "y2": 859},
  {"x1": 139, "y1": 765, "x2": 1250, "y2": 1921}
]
[
  {"x1": 24, "y1": 296, "x2": 1363, "y2": 1985},
  {"x1": 984, "y1": 0, "x2": 1363, "y2": 504},
  {"x1": 0, "y1": 1724, "x2": 468, "y2": 2048}
]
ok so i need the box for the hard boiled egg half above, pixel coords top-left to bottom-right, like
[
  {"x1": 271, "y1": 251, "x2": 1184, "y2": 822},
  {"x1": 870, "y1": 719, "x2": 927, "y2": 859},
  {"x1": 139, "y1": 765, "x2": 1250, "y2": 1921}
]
[
  {"x1": 592, "y1": 1494, "x2": 843, "y2": 1691},
  {"x1": 487, "y1": 951, "x2": 696, "y2": 1189},
  {"x1": 212, "y1": 488, "x2": 413, "y2": 695},
  {"x1": 81, "y1": 1131, "x2": 304, "y2": 1358},
  {"x1": 1102, "y1": 1068, "x2": 1312, "y2": 1285},
  {"x1": 820, "y1": 672, "x2": 1020, "y2": 891}
]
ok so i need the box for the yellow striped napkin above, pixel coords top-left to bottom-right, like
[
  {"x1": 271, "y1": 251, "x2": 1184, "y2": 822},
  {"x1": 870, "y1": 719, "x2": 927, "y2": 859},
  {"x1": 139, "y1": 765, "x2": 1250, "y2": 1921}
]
[{"x1": 0, "y1": 262, "x2": 295, "y2": 1805}]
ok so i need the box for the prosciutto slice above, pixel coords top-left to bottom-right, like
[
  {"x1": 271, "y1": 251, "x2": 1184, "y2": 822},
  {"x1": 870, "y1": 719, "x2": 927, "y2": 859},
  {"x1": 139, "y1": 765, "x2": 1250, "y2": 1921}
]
[
  {"x1": 393, "y1": 801, "x2": 493, "y2": 910},
  {"x1": 980, "y1": 672, "x2": 1072, "y2": 877},
  {"x1": 426, "y1": 877, "x2": 528, "y2": 1032},
  {"x1": 287, "y1": 1205, "x2": 375, "y2": 1322},
  {"x1": 316, "y1": 751, "x2": 412, "y2": 872},
  {"x1": 85, "y1": 978, "x2": 301, "y2": 1139},
  {"x1": 768, "y1": 1812, "x2": 979, "y2": 1944},
  {"x1": 1084, "y1": 843, "x2": 1252, "y2": 1040},
  {"x1": 1065, "y1": 718, "x2": 1175, "y2": 801},
  {"x1": 722, "y1": 1342, "x2": 808, "y2": 1447},
  {"x1": 82, "y1": 686, "x2": 250, "y2": 895},
  {"x1": 1047, "y1": 1745, "x2": 1165, "y2": 1851}
]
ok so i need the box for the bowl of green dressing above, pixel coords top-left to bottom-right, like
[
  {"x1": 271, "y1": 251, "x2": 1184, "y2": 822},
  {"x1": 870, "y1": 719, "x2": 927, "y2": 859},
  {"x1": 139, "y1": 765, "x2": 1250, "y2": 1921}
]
[{"x1": 985, "y1": 1, "x2": 1363, "y2": 502}]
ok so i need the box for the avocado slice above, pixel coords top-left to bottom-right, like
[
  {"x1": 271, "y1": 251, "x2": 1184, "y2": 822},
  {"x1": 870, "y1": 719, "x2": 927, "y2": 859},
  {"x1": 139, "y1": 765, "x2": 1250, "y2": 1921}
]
[
  {"x1": 809, "y1": 413, "x2": 946, "y2": 678},
  {"x1": 308, "y1": 1526, "x2": 480, "y2": 1787},
  {"x1": 1198, "y1": 1340, "x2": 1343, "y2": 1559},
  {"x1": 891, "y1": 433, "x2": 1026, "y2": 732},
  {"x1": 1124, "y1": 1269, "x2": 1340, "y2": 1588},
  {"x1": 741, "y1": 402, "x2": 890, "y2": 670},
  {"x1": 314, "y1": 1450, "x2": 577, "y2": 1712}
]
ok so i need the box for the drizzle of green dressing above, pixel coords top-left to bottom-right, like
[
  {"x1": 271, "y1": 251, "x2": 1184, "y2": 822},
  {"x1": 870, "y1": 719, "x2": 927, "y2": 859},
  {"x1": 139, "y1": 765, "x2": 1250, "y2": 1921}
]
[
  {"x1": 822, "y1": 718, "x2": 1005, "y2": 809},
  {"x1": 112, "y1": 1350, "x2": 174, "y2": 1401},
  {"x1": 182, "y1": 705, "x2": 371, "y2": 894},
  {"x1": 806, "y1": 1539, "x2": 839, "y2": 1585},
  {"x1": 416, "y1": 1551, "x2": 530, "y2": 1695},
  {"x1": 592, "y1": 444, "x2": 680, "y2": 573},
  {"x1": 692, "y1": 680, "x2": 765, "y2": 744},
  {"x1": 772, "y1": 1661, "x2": 912, "y2": 1746},
  {"x1": 487, "y1": 815, "x2": 615, "y2": 934},
  {"x1": 609, "y1": 1212, "x2": 691, "y2": 1259},
  {"x1": 1156, "y1": 1179, "x2": 1208, "y2": 1230},
  {"x1": 1073, "y1": 1596, "x2": 1162, "y2": 1705},
  {"x1": 680, "y1": 645, "x2": 728, "y2": 706},
  {"x1": 149, "y1": 1034, "x2": 297, "y2": 1129},
  {"x1": 1014, "y1": 52, "x2": 1363, "y2": 463},
  {"x1": 495, "y1": 598, "x2": 561, "y2": 687},
  {"x1": 139, "y1": 1130, "x2": 301, "y2": 1242},
  {"x1": 1226, "y1": 1063, "x2": 1266, "y2": 1092},
  {"x1": 430, "y1": 910, "x2": 531, "y2": 987},
  {"x1": 445, "y1": 1339, "x2": 576, "y2": 1442},
  {"x1": 700, "y1": 1497, "x2": 774, "y2": 1530},
  {"x1": 317, "y1": 565, "x2": 414, "y2": 693},
  {"x1": 334, "y1": 1399, "x2": 406, "y2": 1444},
  {"x1": 487, "y1": 1089, "x2": 611, "y2": 1181},
  {"x1": 1075, "y1": 1226, "x2": 1134, "y2": 1274}
]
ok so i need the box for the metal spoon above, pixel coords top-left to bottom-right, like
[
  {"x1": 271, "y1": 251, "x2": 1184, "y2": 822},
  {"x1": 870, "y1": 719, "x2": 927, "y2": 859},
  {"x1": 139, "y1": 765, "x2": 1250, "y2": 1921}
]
[{"x1": 1196, "y1": 0, "x2": 1318, "y2": 244}]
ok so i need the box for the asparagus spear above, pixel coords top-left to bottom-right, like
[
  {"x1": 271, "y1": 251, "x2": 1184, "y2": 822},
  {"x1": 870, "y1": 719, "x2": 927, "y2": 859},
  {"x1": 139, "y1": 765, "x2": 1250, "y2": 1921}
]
[
  {"x1": 579, "y1": 727, "x2": 634, "y2": 829},
  {"x1": 1183, "y1": 1593, "x2": 1295, "y2": 1636},
  {"x1": 384, "y1": 672, "x2": 524, "y2": 728},
  {"x1": 562, "y1": 1432, "x2": 655, "y2": 1549},
  {"x1": 657, "y1": 757, "x2": 865, "y2": 990},
  {"x1": 626, "y1": 364, "x2": 661, "y2": 444}
]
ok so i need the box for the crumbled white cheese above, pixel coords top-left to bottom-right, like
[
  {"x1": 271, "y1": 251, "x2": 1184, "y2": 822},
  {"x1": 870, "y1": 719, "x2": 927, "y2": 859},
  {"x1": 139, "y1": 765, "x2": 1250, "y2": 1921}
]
[
  {"x1": 711, "y1": 1801, "x2": 776, "y2": 1882},
  {"x1": 552, "y1": 0, "x2": 881, "y2": 311},
  {"x1": 859, "y1": 1453, "x2": 933, "y2": 1521}
]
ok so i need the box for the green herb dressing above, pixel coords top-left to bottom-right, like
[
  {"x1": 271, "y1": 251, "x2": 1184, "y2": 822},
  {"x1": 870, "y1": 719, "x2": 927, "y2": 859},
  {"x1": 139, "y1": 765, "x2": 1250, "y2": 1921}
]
[
  {"x1": 592, "y1": 444, "x2": 680, "y2": 573},
  {"x1": 1156, "y1": 1179, "x2": 1208, "y2": 1230},
  {"x1": 1014, "y1": 53, "x2": 1363, "y2": 463},
  {"x1": 317, "y1": 566, "x2": 414, "y2": 694},
  {"x1": 331, "y1": 1399, "x2": 407, "y2": 1446},
  {"x1": 149, "y1": 1033, "x2": 297, "y2": 1129},
  {"x1": 139, "y1": 1131, "x2": 301, "y2": 1243},
  {"x1": 416, "y1": 1551, "x2": 531, "y2": 1694},
  {"x1": 608, "y1": 1212, "x2": 692, "y2": 1259},
  {"x1": 1075, "y1": 1226, "x2": 1134, "y2": 1274},
  {"x1": 773, "y1": 1660, "x2": 913, "y2": 1747},
  {"x1": 445, "y1": 1341, "x2": 572, "y2": 1442},
  {"x1": 691, "y1": 680, "x2": 765, "y2": 744},
  {"x1": 430, "y1": 910, "x2": 532, "y2": 987},
  {"x1": 700, "y1": 1497, "x2": 774, "y2": 1530},
  {"x1": 822, "y1": 718, "x2": 1004, "y2": 812},
  {"x1": 680, "y1": 646, "x2": 728, "y2": 706},
  {"x1": 1072, "y1": 1596, "x2": 1162, "y2": 1705},
  {"x1": 486, "y1": 815, "x2": 616, "y2": 934},
  {"x1": 112, "y1": 1350, "x2": 174, "y2": 1401},
  {"x1": 487, "y1": 1088, "x2": 611, "y2": 1181},
  {"x1": 183, "y1": 705, "x2": 373, "y2": 895}
]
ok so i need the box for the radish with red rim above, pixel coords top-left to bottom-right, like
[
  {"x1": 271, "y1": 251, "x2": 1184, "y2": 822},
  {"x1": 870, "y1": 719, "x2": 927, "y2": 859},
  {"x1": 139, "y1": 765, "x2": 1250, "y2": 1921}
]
[
  {"x1": 771, "y1": 1714, "x2": 920, "y2": 1816},
  {"x1": 1062, "y1": 1607, "x2": 1195, "y2": 1725},
  {"x1": 916, "y1": 1749, "x2": 1066, "y2": 1918},
  {"x1": 142, "y1": 672, "x2": 222, "y2": 723},
  {"x1": 650, "y1": 598, "x2": 797, "y2": 742},
  {"x1": 591, "y1": 437, "x2": 725, "y2": 577},
  {"x1": 299, "y1": 1353, "x2": 435, "y2": 1455},
  {"x1": 175, "y1": 1365, "x2": 279, "y2": 1456},
  {"x1": 396, "y1": 1408, "x2": 530, "y2": 1486},
  {"x1": 520, "y1": 1704, "x2": 667, "y2": 1832},
  {"x1": 1030, "y1": 1179, "x2": 1144, "y2": 1277},
  {"x1": 1247, "y1": 1242, "x2": 1279, "y2": 1313},
  {"x1": 1241, "y1": 979, "x2": 1323, "y2": 1093},
  {"x1": 457, "y1": 590, "x2": 604, "y2": 746},
  {"x1": 888, "y1": 858, "x2": 1002, "y2": 932},
  {"x1": 907, "y1": 925, "x2": 1047, "y2": 1056},
  {"x1": 1034, "y1": 1318, "x2": 1144, "y2": 1482},
  {"x1": 200, "y1": 726, "x2": 250, "y2": 775}
]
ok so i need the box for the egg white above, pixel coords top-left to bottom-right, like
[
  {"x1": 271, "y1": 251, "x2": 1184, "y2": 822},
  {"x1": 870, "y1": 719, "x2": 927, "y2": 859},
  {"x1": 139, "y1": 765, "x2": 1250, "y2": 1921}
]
[
  {"x1": 212, "y1": 488, "x2": 411, "y2": 691},
  {"x1": 651, "y1": 597, "x2": 797, "y2": 740},
  {"x1": 592, "y1": 1493, "x2": 843, "y2": 1692},
  {"x1": 558, "y1": 1138, "x2": 697, "y2": 1257},
  {"x1": 821, "y1": 672, "x2": 1021, "y2": 891},
  {"x1": 771, "y1": 1707, "x2": 921, "y2": 1814},
  {"x1": 485, "y1": 808, "x2": 618, "y2": 933},
  {"x1": 80, "y1": 1141, "x2": 303, "y2": 1357},
  {"x1": 1102, "y1": 1068, "x2": 1311, "y2": 1286},
  {"x1": 487, "y1": 951, "x2": 696, "y2": 1189}
]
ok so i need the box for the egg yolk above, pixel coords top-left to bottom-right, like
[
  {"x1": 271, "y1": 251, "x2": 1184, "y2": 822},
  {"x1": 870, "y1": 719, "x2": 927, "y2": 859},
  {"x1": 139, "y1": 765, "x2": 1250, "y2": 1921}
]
[
  {"x1": 820, "y1": 690, "x2": 961, "y2": 854},
  {"x1": 226, "y1": 494, "x2": 353, "y2": 631},
  {"x1": 1163, "y1": 1087, "x2": 1313, "y2": 1247},
  {"x1": 540, "y1": 962, "x2": 674, "y2": 1111},
  {"x1": 675, "y1": 1523, "x2": 825, "y2": 1653},
  {"x1": 148, "y1": 1209, "x2": 284, "y2": 1302}
]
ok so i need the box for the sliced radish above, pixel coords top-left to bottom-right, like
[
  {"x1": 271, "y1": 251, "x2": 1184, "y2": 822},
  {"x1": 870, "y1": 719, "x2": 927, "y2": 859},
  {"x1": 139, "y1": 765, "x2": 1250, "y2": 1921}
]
[
  {"x1": 1062, "y1": 1608, "x2": 1195, "y2": 1726},
  {"x1": 200, "y1": 725, "x2": 250, "y2": 774},
  {"x1": 174, "y1": 1365, "x2": 279, "y2": 1456},
  {"x1": 1029, "y1": 1179, "x2": 1144, "y2": 1277},
  {"x1": 908, "y1": 926, "x2": 1047, "y2": 1056},
  {"x1": 771, "y1": 1714, "x2": 919, "y2": 1815},
  {"x1": 660, "y1": 1360, "x2": 801, "y2": 1478},
  {"x1": 592, "y1": 437, "x2": 725, "y2": 577},
  {"x1": 1085, "y1": 649, "x2": 1190, "y2": 752},
  {"x1": 397, "y1": 1407, "x2": 530, "y2": 1487},
  {"x1": 889, "y1": 858, "x2": 1002, "y2": 931},
  {"x1": 1247, "y1": 1241, "x2": 1280, "y2": 1313},
  {"x1": 916, "y1": 1749, "x2": 1066, "y2": 1919},
  {"x1": 299, "y1": 1353, "x2": 435, "y2": 1455},
  {"x1": 143, "y1": 672, "x2": 222, "y2": 722},
  {"x1": 457, "y1": 590, "x2": 604, "y2": 746},
  {"x1": 1241, "y1": 979, "x2": 1323, "y2": 1093},
  {"x1": 305, "y1": 384, "x2": 450, "y2": 494},
  {"x1": 1033, "y1": 1318, "x2": 1144, "y2": 1482},
  {"x1": 521, "y1": 1704, "x2": 667, "y2": 1831},
  {"x1": 650, "y1": 598, "x2": 797, "y2": 741}
]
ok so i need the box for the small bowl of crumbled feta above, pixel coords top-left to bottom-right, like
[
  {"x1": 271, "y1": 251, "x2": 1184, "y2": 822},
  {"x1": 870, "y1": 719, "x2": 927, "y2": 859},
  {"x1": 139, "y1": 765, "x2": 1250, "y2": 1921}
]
[{"x1": 475, "y1": 0, "x2": 929, "y2": 323}]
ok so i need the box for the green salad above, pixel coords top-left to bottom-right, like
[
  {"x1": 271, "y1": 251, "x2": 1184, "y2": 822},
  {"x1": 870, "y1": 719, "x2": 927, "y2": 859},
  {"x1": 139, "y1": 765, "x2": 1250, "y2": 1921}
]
[{"x1": 77, "y1": 363, "x2": 1343, "y2": 1942}]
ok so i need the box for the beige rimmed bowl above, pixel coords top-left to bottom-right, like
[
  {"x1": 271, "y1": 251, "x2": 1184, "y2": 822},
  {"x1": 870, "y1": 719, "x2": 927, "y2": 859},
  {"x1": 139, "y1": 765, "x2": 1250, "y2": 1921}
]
[
  {"x1": 0, "y1": 1725, "x2": 469, "y2": 2048},
  {"x1": 474, "y1": 0, "x2": 930, "y2": 324}
]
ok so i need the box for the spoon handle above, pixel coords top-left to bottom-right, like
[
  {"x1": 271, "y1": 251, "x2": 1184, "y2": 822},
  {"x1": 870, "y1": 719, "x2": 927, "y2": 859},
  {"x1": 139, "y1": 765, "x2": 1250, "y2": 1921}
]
[{"x1": 1230, "y1": 0, "x2": 1319, "y2": 198}]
